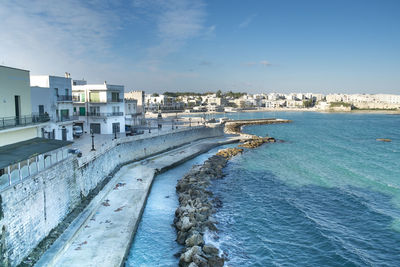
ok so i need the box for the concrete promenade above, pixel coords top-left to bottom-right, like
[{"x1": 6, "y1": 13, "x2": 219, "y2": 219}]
[{"x1": 35, "y1": 135, "x2": 240, "y2": 267}]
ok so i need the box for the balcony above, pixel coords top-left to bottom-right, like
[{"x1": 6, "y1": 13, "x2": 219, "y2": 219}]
[
  {"x1": 88, "y1": 98, "x2": 123, "y2": 103},
  {"x1": 109, "y1": 98, "x2": 123, "y2": 103},
  {"x1": 0, "y1": 114, "x2": 51, "y2": 130},
  {"x1": 86, "y1": 112, "x2": 124, "y2": 117},
  {"x1": 56, "y1": 115, "x2": 79, "y2": 122},
  {"x1": 57, "y1": 95, "x2": 73, "y2": 102}
]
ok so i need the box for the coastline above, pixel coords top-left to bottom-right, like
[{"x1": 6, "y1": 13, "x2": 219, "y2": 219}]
[
  {"x1": 146, "y1": 108, "x2": 400, "y2": 119},
  {"x1": 173, "y1": 120, "x2": 288, "y2": 266}
]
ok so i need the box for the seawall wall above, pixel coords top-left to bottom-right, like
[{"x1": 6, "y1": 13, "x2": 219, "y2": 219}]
[{"x1": 0, "y1": 126, "x2": 224, "y2": 266}]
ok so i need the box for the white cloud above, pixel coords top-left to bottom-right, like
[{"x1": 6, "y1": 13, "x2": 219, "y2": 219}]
[
  {"x1": 238, "y1": 14, "x2": 257, "y2": 29},
  {"x1": 135, "y1": 0, "x2": 208, "y2": 67},
  {"x1": 260, "y1": 60, "x2": 272, "y2": 66},
  {"x1": 0, "y1": 0, "x2": 210, "y2": 90}
]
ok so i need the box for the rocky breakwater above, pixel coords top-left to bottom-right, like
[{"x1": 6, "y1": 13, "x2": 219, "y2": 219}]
[
  {"x1": 174, "y1": 149, "x2": 237, "y2": 267},
  {"x1": 224, "y1": 118, "x2": 292, "y2": 135},
  {"x1": 174, "y1": 132, "x2": 284, "y2": 266}
]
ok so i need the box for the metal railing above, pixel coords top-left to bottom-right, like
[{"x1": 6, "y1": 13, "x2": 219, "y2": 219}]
[
  {"x1": 89, "y1": 98, "x2": 123, "y2": 103},
  {"x1": 0, "y1": 114, "x2": 51, "y2": 130},
  {"x1": 56, "y1": 115, "x2": 79, "y2": 122},
  {"x1": 86, "y1": 112, "x2": 124, "y2": 117},
  {"x1": 57, "y1": 95, "x2": 73, "y2": 101}
]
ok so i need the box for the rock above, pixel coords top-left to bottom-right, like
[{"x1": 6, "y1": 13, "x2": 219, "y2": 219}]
[
  {"x1": 193, "y1": 254, "x2": 209, "y2": 267},
  {"x1": 188, "y1": 263, "x2": 199, "y2": 267},
  {"x1": 207, "y1": 255, "x2": 224, "y2": 267},
  {"x1": 376, "y1": 138, "x2": 392, "y2": 142},
  {"x1": 177, "y1": 231, "x2": 188, "y2": 245},
  {"x1": 185, "y1": 232, "x2": 204, "y2": 247},
  {"x1": 180, "y1": 246, "x2": 201, "y2": 263},
  {"x1": 202, "y1": 244, "x2": 219, "y2": 256},
  {"x1": 181, "y1": 216, "x2": 194, "y2": 231}
]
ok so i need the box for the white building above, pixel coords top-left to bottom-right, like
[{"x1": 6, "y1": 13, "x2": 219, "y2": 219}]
[
  {"x1": 124, "y1": 99, "x2": 142, "y2": 127},
  {"x1": 72, "y1": 81, "x2": 125, "y2": 134},
  {"x1": 30, "y1": 74, "x2": 75, "y2": 140}
]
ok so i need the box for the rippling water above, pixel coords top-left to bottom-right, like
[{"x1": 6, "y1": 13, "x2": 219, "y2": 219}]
[
  {"x1": 212, "y1": 112, "x2": 400, "y2": 266},
  {"x1": 127, "y1": 112, "x2": 400, "y2": 266}
]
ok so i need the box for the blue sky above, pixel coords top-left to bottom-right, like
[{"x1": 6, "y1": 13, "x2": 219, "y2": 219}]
[{"x1": 1, "y1": 0, "x2": 399, "y2": 94}]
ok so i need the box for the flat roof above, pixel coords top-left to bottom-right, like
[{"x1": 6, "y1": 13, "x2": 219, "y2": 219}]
[
  {"x1": 0, "y1": 65, "x2": 30, "y2": 72},
  {"x1": 0, "y1": 138, "x2": 73, "y2": 169}
]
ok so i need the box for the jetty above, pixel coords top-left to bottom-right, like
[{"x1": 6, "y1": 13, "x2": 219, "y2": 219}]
[{"x1": 224, "y1": 118, "x2": 292, "y2": 135}]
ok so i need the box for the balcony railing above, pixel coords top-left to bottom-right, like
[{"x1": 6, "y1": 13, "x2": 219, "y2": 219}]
[
  {"x1": 86, "y1": 112, "x2": 124, "y2": 117},
  {"x1": 57, "y1": 95, "x2": 73, "y2": 101},
  {"x1": 56, "y1": 115, "x2": 79, "y2": 122},
  {"x1": 109, "y1": 98, "x2": 123, "y2": 103},
  {"x1": 0, "y1": 114, "x2": 51, "y2": 130},
  {"x1": 89, "y1": 98, "x2": 123, "y2": 103}
]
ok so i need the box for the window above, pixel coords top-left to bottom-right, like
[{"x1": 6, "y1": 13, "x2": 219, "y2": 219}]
[
  {"x1": 65, "y1": 88, "x2": 69, "y2": 96},
  {"x1": 111, "y1": 92, "x2": 119, "y2": 102},
  {"x1": 39, "y1": 105, "x2": 44, "y2": 115},
  {"x1": 112, "y1": 106, "x2": 120, "y2": 114},
  {"x1": 89, "y1": 92, "x2": 100, "y2": 102},
  {"x1": 54, "y1": 88, "x2": 59, "y2": 96}
]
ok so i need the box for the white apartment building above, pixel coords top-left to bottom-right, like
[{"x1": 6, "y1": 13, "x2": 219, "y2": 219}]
[
  {"x1": 0, "y1": 65, "x2": 49, "y2": 146},
  {"x1": 30, "y1": 74, "x2": 75, "y2": 141},
  {"x1": 72, "y1": 81, "x2": 125, "y2": 134}
]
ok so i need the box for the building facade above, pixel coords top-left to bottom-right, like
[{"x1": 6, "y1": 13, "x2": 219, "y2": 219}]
[
  {"x1": 0, "y1": 65, "x2": 48, "y2": 146},
  {"x1": 30, "y1": 74, "x2": 75, "y2": 140},
  {"x1": 72, "y1": 81, "x2": 125, "y2": 134}
]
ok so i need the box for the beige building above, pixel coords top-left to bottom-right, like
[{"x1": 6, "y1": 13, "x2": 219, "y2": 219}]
[{"x1": 0, "y1": 65, "x2": 48, "y2": 146}]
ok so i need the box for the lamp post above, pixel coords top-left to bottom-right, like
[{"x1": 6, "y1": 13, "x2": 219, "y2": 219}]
[
  {"x1": 148, "y1": 121, "x2": 151, "y2": 133},
  {"x1": 90, "y1": 129, "x2": 96, "y2": 151},
  {"x1": 189, "y1": 118, "x2": 192, "y2": 127},
  {"x1": 171, "y1": 119, "x2": 174, "y2": 130}
]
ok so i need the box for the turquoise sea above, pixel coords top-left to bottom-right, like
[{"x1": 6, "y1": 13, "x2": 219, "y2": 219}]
[{"x1": 127, "y1": 112, "x2": 400, "y2": 266}]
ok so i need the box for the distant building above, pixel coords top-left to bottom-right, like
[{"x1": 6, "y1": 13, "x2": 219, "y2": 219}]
[
  {"x1": 125, "y1": 90, "x2": 145, "y2": 113},
  {"x1": 72, "y1": 81, "x2": 125, "y2": 134},
  {"x1": 30, "y1": 73, "x2": 75, "y2": 140},
  {"x1": 0, "y1": 65, "x2": 49, "y2": 146}
]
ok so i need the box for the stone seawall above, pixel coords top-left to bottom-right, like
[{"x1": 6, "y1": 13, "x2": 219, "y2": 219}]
[{"x1": 0, "y1": 126, "x2": 224, "y2": 266}]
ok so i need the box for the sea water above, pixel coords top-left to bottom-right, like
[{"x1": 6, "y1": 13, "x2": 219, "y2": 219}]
[
  {"x1": 126, "y1": 145, "x2": 234, "y2": 267},
  {"x1": 127, "y1": 112, "x2": 400, "y2": 266}
]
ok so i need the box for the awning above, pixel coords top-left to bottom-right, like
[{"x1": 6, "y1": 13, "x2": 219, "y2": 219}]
[{"x1": 0, "y1": 138, "x2": 73, "y2": 169}]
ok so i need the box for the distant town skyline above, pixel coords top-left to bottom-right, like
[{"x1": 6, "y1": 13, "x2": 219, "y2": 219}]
[{"x1": 1, "y1": 0, "x2": 399, "y2": 94}]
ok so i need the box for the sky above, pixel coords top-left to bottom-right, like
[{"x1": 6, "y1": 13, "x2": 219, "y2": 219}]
[{"x1": 0, "y1": 0, "x2": 399, "y2": 94}]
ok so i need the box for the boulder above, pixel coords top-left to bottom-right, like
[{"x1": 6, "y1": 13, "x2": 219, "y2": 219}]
[
  {"x1": 185, "y1": 232, "x2": 204, "y2": 247},
  {"x1": 202, "y1": 244, "x2": 219, "y2": 256},
  {"x1": 207, "y1": 255, "x2": 224, "y2": 267},
  {"x1": 181, "y1": 216, "x2": 194, "y2": 231},
  {"x1": 193, "y1": 254, "x2": 209, "y2": 267},
  {"x1": 180, "y1": 246, "x2": 201, "y2": 263}
]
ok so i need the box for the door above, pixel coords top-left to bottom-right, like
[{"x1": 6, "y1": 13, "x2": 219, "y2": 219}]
[
  {"x1": 90, "y1": 123, "x2": 101, "y2": 134},
  {"x1": 62, "y1": 127, "x2": 67, "y2": 141},
  {"x1": 39, "y1": 105, "x2": 44, "y2": 115},
  {"x1": 60, "y1": 109, "x2": 69, "y2": 121},
  {"x1": 14, "y1": 95, "x2": 21, "y2": 125},
  {"x1": 112, "y1": 122, "x2": 120, "y2": 133},
  {"x1": 79, "y1": 107, "x2": 86, "y2": 116}
]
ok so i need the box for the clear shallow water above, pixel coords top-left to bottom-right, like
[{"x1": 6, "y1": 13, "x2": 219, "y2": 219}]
[{"x1": 127, "y1": 112, "x2": 400, "y2": 266}]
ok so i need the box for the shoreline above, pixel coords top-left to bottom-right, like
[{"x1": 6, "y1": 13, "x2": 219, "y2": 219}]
[
  {"x1": 146, "y1": 108, "x2": 400, "y2": 118},
  {"x1": 173, "y1": 120, "x2": 288, "y2": 266}
]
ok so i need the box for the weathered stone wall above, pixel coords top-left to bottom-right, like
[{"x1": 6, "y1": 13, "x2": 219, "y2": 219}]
[{"x1": 0, "y1": 126, "x2": 224, "y2": 266}]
